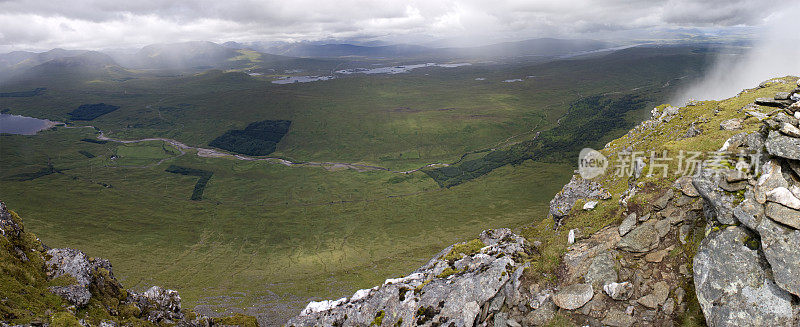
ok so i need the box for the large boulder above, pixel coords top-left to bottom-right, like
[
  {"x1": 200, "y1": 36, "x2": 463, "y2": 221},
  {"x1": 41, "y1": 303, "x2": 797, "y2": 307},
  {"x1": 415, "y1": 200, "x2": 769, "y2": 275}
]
[{"x1": 693, "y1": 227, "x2": 796, "y2": 326}]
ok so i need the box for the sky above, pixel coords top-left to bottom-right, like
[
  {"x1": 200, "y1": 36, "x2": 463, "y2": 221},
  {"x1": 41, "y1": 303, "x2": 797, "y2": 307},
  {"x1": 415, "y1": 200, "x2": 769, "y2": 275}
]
[{"x1": 0, "y1": 0, "x2": 795, "y2": 52}]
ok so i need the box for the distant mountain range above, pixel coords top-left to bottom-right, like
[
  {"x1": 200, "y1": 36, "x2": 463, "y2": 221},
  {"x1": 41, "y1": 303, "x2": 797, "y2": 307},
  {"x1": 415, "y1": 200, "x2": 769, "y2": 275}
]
[{"x1": 0, "y1": 38, "x2": 631, "y2": 84}]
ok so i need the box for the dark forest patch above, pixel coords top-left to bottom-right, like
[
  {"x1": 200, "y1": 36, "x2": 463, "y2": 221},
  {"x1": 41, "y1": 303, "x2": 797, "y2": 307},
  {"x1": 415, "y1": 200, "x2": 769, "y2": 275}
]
[
  {"x1": 5, "y1": 162, "x2": 62, "y2": 181},
  {"x1": 78, "y1": 150, "x2": 95, "y2": 158},
  {"x1": 209, "y1": 120, "x2": 291, "y2": 156},
  {"x1": 424, "y1": 93, "x2": 648, "y2": 187},
  {"x1": 80, "y1": 138, "x2": 108, "y2": 144},
  {"x1": 165, "y1": 165, "x2": 213, "y2": 201},
  {"x1": 68, "y1": 103, "x2": 120, "y2": 121}
]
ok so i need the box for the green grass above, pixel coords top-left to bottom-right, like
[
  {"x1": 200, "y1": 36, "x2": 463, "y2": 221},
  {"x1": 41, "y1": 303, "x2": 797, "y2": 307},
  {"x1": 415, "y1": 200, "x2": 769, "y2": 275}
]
[
  {"x1": 0, "y1": 125, "x2": 574, "y2": 321},
  {"x1": 112, "y1": 141, "x2": 180, "y2": 166}
]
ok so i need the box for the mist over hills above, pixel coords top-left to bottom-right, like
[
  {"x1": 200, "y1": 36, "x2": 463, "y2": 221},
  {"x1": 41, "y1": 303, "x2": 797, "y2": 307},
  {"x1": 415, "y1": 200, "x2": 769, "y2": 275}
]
[{"x1": 0, "y1": 37, "x2": 626, "y2": 81}]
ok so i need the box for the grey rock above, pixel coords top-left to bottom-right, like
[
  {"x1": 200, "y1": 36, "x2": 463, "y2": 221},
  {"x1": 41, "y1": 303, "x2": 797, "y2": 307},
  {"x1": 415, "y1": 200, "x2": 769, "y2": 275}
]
[
  {"x1": 693, "y1": 169, "x2": 737, "y2": 225},
  {"x1": 636, "y1": 281, "x2": 669, "y2": 309},
  {"x1": 601, "y1": 309, "x2": 634, "y2": 327},
  {"x1": 49, "y1": 285, "x2": 91, "y2": 307},
  {"x1": 724, "y1": 170, "x2": 748, "y2": 183},
  {"x1": 733, "y1": 196, "x2": 764, "y2": 231},
  {"x1": 663, "y1": 298, "x2": 676, "y2": 316},
  {"x1": 45, "y1": 248, "x2": 96, "y2": 287},
  {"x1": 523, "y1": 299, "x2": 555, "y2": 326},
  {"x1": 765, "y1": 202, "x2": 800, "y2": 229},
  {"x1": 693, "y1": 227, "x2": 795, "y2": 327},
  {"x1": 618, "y1": 221, "x2": 660, "y2": 252},
  {"x1": 584, "y1": 252, "x2": 617, "y2": 288},
  {"x1": 619, "y1": 213, "x2": 637, "y2": 236},
  {"x1": 678, "y1": 225, "x2": 691, "y2": 244},
  {"x1": 634, "y1": 157, "x2": 647, "y2": 179},
  {"x1": 0, "y1": 202, "x2": 22, "y2": 239},
  {"x1": 775, "y1": 92, "x2": 792, "y2": 100},
  {"x1": 779, "y1": 123, "x2": 800, "y2": 138},
  {"x1": 549, "y1": 176, "x2": 611, "y2": 219},
  {"x1": 766, "y1": 131, "x2": 800, "y2": 160},
  {"x1": 653, "y1": 189, "x2": 674, "y2": 210},
  {"x1": 603, "y1": 282, "x2": 633, "y2": 301},
  {"x1": 562, "y1": 227, "x2": 620, "y2": 285},
  {"x1": 674, "y1": 176, "x2": 700, "y2": 197},
  {"x1": 682, "y1": 124, "x2": 703, "y2": 138},
  {"x1": 756, "y1": 97, "x2": 794, "y2": 108},
  {"x1": 758, "y1": 217, "x2": 800, "y2": 296},
  {"x1": 494, "y1": 311, "x2": 508, "y2": 327},
  {"x1": 674, "y1": 287, "x2": 685, "y2": 305},
  {"x1": 766, "y1": 187, "x2": 800, "y2": 210},
  {"x1": 552, "y1": 284, "x2": 593, "y2": 310},
  {"x1": 720, "y1": 118, "x2": 743, "y2": 131},
  {"x1": 655, "y1": 219, "x2": 671, "y2": 239},
  {"x1": 132, "y1": 286, "x2": 184, "y2": 323}
]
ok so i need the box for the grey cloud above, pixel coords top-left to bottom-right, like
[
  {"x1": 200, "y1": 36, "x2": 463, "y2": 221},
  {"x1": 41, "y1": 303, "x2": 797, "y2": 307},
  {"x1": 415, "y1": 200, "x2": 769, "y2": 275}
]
[{"x1": 0, "y1": 0, "x2": 793, "y2": 51}]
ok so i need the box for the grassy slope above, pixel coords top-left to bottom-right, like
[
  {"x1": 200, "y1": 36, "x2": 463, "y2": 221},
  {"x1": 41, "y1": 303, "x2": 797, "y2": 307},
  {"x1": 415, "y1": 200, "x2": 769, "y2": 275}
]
[
  {"x1": 0, "y1": 46, "x2": 716, "y2": 321},
  {"x1": 519, "y1": 77, "x2": 798, "y2": 327}
]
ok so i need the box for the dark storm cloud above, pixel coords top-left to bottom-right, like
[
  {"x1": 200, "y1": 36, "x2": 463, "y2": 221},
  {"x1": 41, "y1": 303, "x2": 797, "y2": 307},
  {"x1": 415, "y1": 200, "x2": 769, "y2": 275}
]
[{"x1": 0, "y1": 0, "x2": 793, "y2": 51}]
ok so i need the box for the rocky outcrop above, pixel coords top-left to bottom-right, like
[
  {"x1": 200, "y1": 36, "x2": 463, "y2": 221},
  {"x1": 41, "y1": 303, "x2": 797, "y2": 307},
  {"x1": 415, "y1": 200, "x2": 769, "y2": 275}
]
[
  {"x1": 287, "y1": 229, "x2": 534, "y2": 327},
  {"x1": 0, "y1": 201, "x2": 214, "y2": 326},
  {"x1": 693, "y1": 227, "x2": 795, "y2": 326},
  {"x1": 549, "y1": 176, "x2": 611, "y2": 221},
  {"x1": 691, "y1": 82, "x2": 800, "y2": 326}
]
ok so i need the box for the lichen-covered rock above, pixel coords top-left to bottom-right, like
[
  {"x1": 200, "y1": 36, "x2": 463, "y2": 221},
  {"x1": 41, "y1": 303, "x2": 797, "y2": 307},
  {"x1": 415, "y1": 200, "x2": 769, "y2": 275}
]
[
  {"x1": 693, "y1": 227, "x2": 796, "y2": 326},
  {"x1": 719, "y1": 118, "x2": 743, "y2": 131},
  {"x1": 617, "y1": 221, "x2": 660, "y2": 253},
  {"x1": 603, "y1": 282, "x2": 633, "y2": 301},
  {"x1": 286, "y1": 229, "x2": 532, "y2": 327},
  {"x1": 584, "y1": 252, "x2": 617, "y2": 288},
  {"x1": 549, "y1": 176, "x2": 611, "y2": 219},
  {"x1": 130, "y1": 286, "x2": 184, "y2": 323},
  {"x1": 552, "y1": 284, "x2": 593, "y2": 310},
  {"x1": 601, "y1": 308, "x2": 635, "y2": 327},
  {"x1": 48, "y1": 285, "x2": 91, "y2": 307},
  {"x1": 635, "y1": 281, "x2": 669, "y2": 309},
  {"x1": 765, "y1": 203, "x2": 800, "y2": 229},
  {"x1": 757, "y1": 217, "x2": 800, "y2": 297},
  {"x1": 693, "y1": 168, "x2": 737, "y2": 225},
  {"x1": 765, "y1": 131, "x2": 800, "y2": 160},
  {"x1": 44, "y1": 248, "x2": 114, "y2": 306},
  {"x1": 0, "y1": 202, "x2": 22, "y2": 239},
  {"x1": 618, "y1": 213, "x2": 637, "y2": 236}
]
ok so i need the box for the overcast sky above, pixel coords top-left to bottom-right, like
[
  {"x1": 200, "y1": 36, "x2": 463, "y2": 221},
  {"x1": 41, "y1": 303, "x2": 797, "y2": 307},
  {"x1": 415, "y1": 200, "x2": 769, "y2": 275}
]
[{"x1": 0, "y1": 0, "x2": 794, "y2": 51}]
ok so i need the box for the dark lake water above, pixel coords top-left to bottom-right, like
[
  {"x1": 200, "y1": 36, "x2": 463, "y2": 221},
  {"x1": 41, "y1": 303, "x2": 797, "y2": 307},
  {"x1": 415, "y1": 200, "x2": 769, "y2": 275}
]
[{"x1": 0, "y1": 114, "x2": 55, "y2": 135}]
